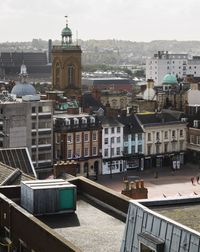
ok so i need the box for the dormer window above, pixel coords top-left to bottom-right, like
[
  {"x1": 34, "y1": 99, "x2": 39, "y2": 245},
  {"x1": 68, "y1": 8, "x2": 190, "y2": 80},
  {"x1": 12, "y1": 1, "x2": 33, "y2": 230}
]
[
  {"x1": 65, "y1": 119, "x2": 70, "y2": 126},
  {"x1": 82, "y1": 117, "x2": 87, "y2": 124},
  {"x1": 90, "y1": 116, "x2": 95, "y2": 124},
  {"x1": 74, "y1": 118, "x2": 79, "y2": 125}
]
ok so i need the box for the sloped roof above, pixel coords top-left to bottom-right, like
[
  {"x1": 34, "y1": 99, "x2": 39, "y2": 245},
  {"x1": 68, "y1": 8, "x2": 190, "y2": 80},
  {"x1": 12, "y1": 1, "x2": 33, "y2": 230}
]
[
  {"x1": 0, "y1": 148, "x2": 36, "y2": 178},
  {"x1": 101, "y1": 116, "x2": 123, "y2": 127},
  {"x1": 82, "y1": 93, "x2": 105, "y2": 111},
  {"x1": 0, "y1": 162, "x2": 34, "y2": 186},
  {"x1": 118, "y1": 114, "x2": 144, "y2": 134},
  {"x1": 136, "y1": 112, "x2": 182, "y2": 126}
]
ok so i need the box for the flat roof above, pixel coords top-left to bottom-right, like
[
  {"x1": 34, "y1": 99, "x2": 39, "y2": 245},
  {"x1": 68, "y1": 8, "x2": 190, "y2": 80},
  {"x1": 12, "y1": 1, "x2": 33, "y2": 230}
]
[
  {"x1": 39, "y1": 195, "x2": 125, "y2": 252},
  {"x1": 153, "y1": 203, "x2": 200, "y2": 232}
]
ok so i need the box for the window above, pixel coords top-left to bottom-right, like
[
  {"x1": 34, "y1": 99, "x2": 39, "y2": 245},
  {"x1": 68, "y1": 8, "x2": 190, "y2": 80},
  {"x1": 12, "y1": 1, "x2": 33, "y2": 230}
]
[
  {"x1": 197, "y1": 136, "x2": 200, "y2": 145},
  {"x1": 82, "y1": 117, "x2": 87, "y2": 124},
  {"x1": 75, "y1": 148, "x2": 81, "y2": 157},
  {"x1": 180, "y1": 130, "x2": 183, "y2": 137},
  {"x1": 172, "y1": 130, "x2": 176, "y2": 138},
  {"x1": 131, "y1": 145, "x2": 135, "y2": 154},
  {"x1": 84, "y1": 147, "x2": 89, "y2": 156},
  {"x1": 90, "y1": 116, "x2": 95, "y2": 124},
  {"x1": 172, "y1": 142, "x2": 176, "y2": 152},
  {"x1": 111, "y1": 137, "x2": 115, "y2": 144},
  {"x1": 84, "y1": 133, "x2": 89, "y2": 142},
  {"x1": 124, "y1": 147, "x2": 128, "y2": 154},
  {"x1": 32, "y1": 122, "x2": 36, "y2": 129},
  {"x1": 67, "y1": 134, "x2": 72, "y2": 143},
  {"x1": 38, "y1": 106, "x2": 42, "y2": 113},
  {"x1": 190, "y1": 135, "x2": 195, "y2": 144},
  {"x1": 111, "y1": 148, "x2": 114, "y2": 156},
  {"x1": 147, "y1": 133, "x2": 151, "y2": 141},
  {"x1": 147, "y1": 145, "x2": 151, "y2": 155},
  {"x1": 104, "y1": 138, "x2": 108, "y2": 144},
  {"x1": 32, "y1": 107, "x2": 36, "y2": 113},
  {"x1": 93, "y1": 146, "x2": 97, "y2": 155},
  {"x1": 67, "y1": 149, "x2": 72, "y2": 159},
  {"x1": 117, "y1": 137, "x2": 120, "y2": 143},
  {"x1": 76, "y1": 134, "x2": 80, "y2": 143},
  {"x1": 164, "y1": 143, "x2": 168, "y2": 152},
  {"x1": 111, "y1": 127, "x2": 115, "y2": 134},
  {"x1": 68, "y1": 64, "x2": 74, "y2": 86},
  {"x1": 32, "y1": 139, "x2": 36, "y2": 145},
  {"x1": 116, "y1": 147, "x2": 120, "y2": 155},
  {"x1": 92, "y1": 132, "x2": 97, "y2": 141},
  {"x1": 180, "y1": 141, "x2": 183, "y2": 150},
  {"x1": 156, "y1": 132, "x2": 160, "y2": 141},
  {"x1": 156, "y1": 144, "x2": 160, "y2": 154},
  {"x1": 117, "y1": 127, "x2": 120, "y2": 133},
  {"x1": 104, "y1": 148, "x2": 108, "y2": 157},
  {"x1": 65, "y1": 119, "x2": 70, "y2": 126},
  {"x1": 104, "y1": 128, "x2": 108, "y2": 134},
  {"x1": 132, "y1": 134, "x2": 135, "y2": 141},
  {"x1": 138, "y1": 145, "x2": 142, "y2": 153},
  {"x1": 74, "y1": 118, "x2": 79, "y2": 125},
  {"x1": 138, "y1": 133, "x2": 142, "y2": 140},
  {"x1": 164, "y1": 131, "x2": 168, "y2": 139}
]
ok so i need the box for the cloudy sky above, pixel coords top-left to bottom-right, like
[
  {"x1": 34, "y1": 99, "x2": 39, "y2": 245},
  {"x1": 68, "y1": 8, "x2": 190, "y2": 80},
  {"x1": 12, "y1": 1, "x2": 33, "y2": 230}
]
[{"x1": 1, "y1": 0, "x2": 200, "y2": 42}]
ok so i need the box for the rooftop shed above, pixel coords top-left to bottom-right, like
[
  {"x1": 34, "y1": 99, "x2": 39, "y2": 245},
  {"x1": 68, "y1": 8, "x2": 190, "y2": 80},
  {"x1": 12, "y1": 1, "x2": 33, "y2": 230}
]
[{"x1": 21, "y1": 179, "x2": 76, "y2": 215}]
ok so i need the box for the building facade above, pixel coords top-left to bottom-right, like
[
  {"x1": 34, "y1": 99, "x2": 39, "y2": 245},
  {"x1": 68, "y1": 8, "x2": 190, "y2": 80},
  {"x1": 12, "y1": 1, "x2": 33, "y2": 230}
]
[
  {"x1": 53, "y1": 113, "x2": 102, "y2": 177},
  {"x1": 102, "y1": 117, "x2": 124, "y2": 175},
  {"x1": 146, "y1": 51, "x2": 188, "y2": 85},
  {"x1": 0, "y1": 94, "x2": 53, "y2": 173},
  {"x1": 118, "y1": 114, "x2": 145, "y2": 171},
  {"x1": 136, "y1": 112, "x2": 187, "y2": 170}
]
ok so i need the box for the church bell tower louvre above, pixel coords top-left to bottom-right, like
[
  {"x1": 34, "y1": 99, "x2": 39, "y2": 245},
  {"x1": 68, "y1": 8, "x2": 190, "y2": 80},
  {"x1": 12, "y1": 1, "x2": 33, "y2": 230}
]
[{"x1": 52, "y1": 16, "x2": 82, "y2": 98}]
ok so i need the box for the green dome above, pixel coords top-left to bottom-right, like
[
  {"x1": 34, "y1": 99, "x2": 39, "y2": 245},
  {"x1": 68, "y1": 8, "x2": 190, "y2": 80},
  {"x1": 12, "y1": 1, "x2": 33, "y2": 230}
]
[
  {"x1": 61, "y1": 26, "x2": 72, "y2": 37},
  {"x1": 162, "y1": 74, "x2": 178, "y2": 85}
]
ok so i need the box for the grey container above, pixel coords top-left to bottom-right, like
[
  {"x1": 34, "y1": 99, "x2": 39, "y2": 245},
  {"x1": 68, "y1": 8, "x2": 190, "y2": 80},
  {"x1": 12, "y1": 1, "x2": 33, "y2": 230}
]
[{"x1": 21, "y1": 179, "x2": 76, "y2": 215}]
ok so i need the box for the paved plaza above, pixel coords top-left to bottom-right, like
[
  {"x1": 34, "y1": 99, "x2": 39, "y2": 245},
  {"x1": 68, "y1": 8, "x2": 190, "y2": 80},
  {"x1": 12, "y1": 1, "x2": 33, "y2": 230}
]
[{"x1": 97, "y1": 163, "x2": 200, "y2": 199}]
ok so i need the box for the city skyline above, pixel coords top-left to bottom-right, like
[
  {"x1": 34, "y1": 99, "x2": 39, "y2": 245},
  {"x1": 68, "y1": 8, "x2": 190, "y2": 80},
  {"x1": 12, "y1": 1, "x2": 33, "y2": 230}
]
[{"x1": 1, "y1": 0, "x2": 200, "y2": 42}]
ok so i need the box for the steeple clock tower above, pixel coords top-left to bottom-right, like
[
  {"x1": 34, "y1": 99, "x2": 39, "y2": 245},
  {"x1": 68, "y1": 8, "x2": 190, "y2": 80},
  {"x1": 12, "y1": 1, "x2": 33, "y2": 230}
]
[{"x1": 52, "y1": 17, "x2": 82, "y2": 98}]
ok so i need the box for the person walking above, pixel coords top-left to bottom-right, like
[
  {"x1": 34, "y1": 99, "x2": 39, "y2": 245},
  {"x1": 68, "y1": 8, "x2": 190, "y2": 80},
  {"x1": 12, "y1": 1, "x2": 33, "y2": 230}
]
[{"x1": 196, "y1": 176, "x2": 200, "y2": 184}]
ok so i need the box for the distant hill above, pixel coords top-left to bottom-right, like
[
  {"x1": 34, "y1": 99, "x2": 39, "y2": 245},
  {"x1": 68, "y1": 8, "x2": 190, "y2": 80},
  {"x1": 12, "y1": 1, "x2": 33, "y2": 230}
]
[{"x1": 1, "y1": 39, "x2": 200, "y2": 65}]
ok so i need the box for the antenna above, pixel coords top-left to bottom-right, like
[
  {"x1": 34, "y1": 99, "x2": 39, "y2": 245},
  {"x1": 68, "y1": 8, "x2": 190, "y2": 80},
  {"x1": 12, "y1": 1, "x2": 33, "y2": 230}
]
[
  {"x1": 65, "y1": 15, "x2": 68, "y2": 27},
  {"x1": 76, "y1": 30, "x2": 78, "y2": 45}
]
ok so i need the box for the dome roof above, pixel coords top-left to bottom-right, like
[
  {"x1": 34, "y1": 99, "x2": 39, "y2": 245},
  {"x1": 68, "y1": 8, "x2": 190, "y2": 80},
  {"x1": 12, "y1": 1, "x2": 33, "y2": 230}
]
[
  {"x1": 11, "y1": 82, "x2": 36, "y2": 98},
  {"x1": 62, "y1": 26, "x2": 72, "y2": 37},
  {"x1": 162, "y1": 74, "x2": 178, "y2": 85}
]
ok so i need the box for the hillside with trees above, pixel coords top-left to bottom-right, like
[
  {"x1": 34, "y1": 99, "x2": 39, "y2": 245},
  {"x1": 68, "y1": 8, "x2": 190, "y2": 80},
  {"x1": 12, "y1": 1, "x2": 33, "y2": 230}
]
[{"x1": 1, "y1": 39, "x2": 200, "y2": 65}]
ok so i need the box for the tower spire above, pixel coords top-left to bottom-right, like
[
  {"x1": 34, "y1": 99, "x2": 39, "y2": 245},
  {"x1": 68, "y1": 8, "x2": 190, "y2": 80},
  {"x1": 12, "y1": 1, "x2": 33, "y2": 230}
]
[{"x1": 65, "y1": 15, "x2": 68, "y2": 27}]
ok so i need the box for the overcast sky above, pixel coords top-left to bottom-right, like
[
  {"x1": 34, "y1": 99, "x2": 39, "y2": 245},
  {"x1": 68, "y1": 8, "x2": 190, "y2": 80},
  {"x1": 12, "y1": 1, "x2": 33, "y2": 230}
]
[{"x1": 1, "y1": 0, "x2": 200, "y2": 42}]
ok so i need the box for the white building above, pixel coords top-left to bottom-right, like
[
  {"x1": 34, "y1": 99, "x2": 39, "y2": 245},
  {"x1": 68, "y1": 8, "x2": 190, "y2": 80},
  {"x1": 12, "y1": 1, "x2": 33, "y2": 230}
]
[
  {"x1": 187, "y1": 56, "x2": 200, "y2": 77},
  {"x1": 146, "y1": 51, "x2": 188, "y2": 85},
  {"x1": 102, "y1": 117, "x2": 124, "y2": 175}
]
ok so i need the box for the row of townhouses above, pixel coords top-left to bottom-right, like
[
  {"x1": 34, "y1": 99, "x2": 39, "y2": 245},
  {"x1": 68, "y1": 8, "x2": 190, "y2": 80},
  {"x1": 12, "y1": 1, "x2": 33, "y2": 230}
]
[{"x1": 53, "y1": 111, "x2": 187, "y2": 177}]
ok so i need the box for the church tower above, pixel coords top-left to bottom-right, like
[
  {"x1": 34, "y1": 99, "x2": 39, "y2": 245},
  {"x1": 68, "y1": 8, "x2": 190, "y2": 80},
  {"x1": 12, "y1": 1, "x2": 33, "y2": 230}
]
[{"x1": 52, "y1": 17, "x2": 82, "y2": 98}]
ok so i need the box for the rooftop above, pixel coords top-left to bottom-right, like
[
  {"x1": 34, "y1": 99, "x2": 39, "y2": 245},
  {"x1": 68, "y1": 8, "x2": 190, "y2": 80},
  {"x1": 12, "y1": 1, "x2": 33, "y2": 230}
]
[
  {"x1": 40, "y1": 195, "x2": 125, "y2": 252},
  {"x1": 153, "y1": 203, "x2": 200, "y2": 232}
]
